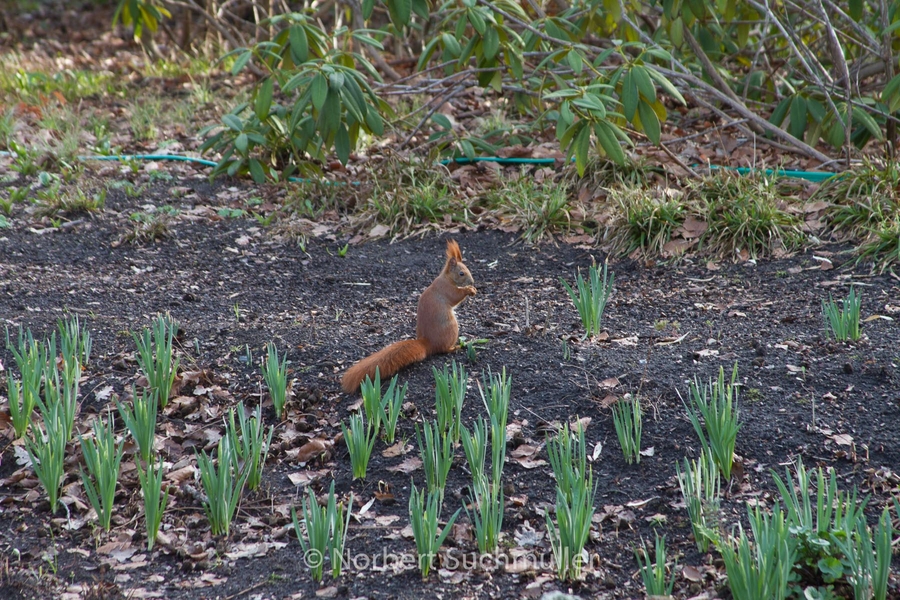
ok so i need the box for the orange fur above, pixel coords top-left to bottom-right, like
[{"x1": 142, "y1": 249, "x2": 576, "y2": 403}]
[
  {"x1": 340, "y1": 339, "x2": 427, "y2": 393},
  {"x1": 341, "y1": 240, "x2": 476, "y2": 393}
]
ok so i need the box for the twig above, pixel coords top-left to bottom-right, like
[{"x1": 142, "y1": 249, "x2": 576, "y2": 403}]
[
  {"x1": 655, "y1": 67, "x2": 833, "y2": 163},
  {"x1": 617, "y1": 8, "x2": 831, "y2": 162},
  {"x1": 399, "y1": 85, "x2": 466, "y2": 149},
  {"x1": 815, "y1": 0, "x2": 852, "y2": 169},
  {"x1": 476, "y1": 0, "x2": 573, "y2": 49},
  {"x1": 636, "y1": 119, "x2": 751, "y2": 146},
  {"x1": 880, "y1": 0, "x2": 896, "y2": 157},
  {"x1": 657, "y1": 141, "x2": 700, "y2": 178},
  {"x1": 161, "y1": 0, "x2": 247, "y2": 50},
  {"x1": 682, "y1": 26, "x2": 742, "y2": 105}
]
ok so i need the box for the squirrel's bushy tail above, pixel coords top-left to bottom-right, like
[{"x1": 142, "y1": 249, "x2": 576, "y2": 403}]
[{"x1": 341, "y1": 339, "x2": 428, "y2": 393}]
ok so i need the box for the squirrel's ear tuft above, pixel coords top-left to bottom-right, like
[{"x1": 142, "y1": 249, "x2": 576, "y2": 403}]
[{"x1": 446, "y1": 239, "x2": 462, "y2": 261}]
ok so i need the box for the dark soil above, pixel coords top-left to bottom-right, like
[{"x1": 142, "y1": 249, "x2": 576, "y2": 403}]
[{"x1": 1, "y1": 169, "x2": 899, "y2": 600}]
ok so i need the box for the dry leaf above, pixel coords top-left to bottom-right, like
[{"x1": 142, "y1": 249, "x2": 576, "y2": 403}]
[
  {"x1": 387, "y1": 457, "x2": 422, "y2": 474},
  {"x1": 382, "y1": 442, "x2": 409, "y2": 457},
  {"x1": 831, "y1": 433, "x2": 853, "y2": 446},
  {"x1": 655, "y1": 334, "x2": 687, "y2": 346},
  {"x1": 682, "y1": 564, "x2": 703, "y2": 582},
  {"x1": 512, "y1": 456, "x2": 548, "y2": 469},
  {"x1": 295, "y1": 439, "x2": 330, "y2": 463}
]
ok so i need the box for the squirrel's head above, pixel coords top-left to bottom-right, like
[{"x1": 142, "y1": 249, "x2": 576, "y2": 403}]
[{"x1": 444, "y1": 239, "x2": 474, "y2": 286}]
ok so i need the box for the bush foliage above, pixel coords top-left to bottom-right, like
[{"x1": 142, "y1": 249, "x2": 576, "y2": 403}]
[{"x1": 118, "y1": 0, "x2": 900, "y2": 180}]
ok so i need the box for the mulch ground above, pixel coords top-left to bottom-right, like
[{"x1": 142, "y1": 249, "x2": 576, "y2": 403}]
[{"x1": 0, "y1": 168, "x2": 898, "y2": 599}]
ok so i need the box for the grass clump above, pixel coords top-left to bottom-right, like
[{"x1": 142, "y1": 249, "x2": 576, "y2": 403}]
[
  {"x1": 822, "y1": 286, "x2": 862, "y2": 341},
  {"x1": 609, "y1": 187, "x2": 685, "y2": 257},
  {"x1": 484, "y1": 178, "x2": 573, "y2": 243},
  {"x1": 34, "y1": 187, "x2": 106, "y2": 218},
  {"x1": 816, "y1": 160, "x2": 900, "y2": 238},
  {"x1": 689, "y1": 173, "x2": 803, "y2": 259},
  {"x1": 364, "y1": 162, "x2": 462, "y2": 236},
  {"x1": 561, "y1": 262, "x2": 614, "y2": 339},
  {"x1": 122, "y1": 208, "x2": 174, "y2": 244},
  {"x1": 856, "y1": 221, "x2": 900, "y2": 273}
]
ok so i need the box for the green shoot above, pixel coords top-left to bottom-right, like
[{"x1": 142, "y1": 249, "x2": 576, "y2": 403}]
[
  {"x1": 545, "y1": 468, "x2": 596, "y2": 581},
  {"x1": 25, "y1": 418, "x2": 68, "y2": 514},
  {"x1": 416, "y1": 420, "x2": 453, "y2": 497},
  {"x1": 464, "y1": 474, "x2": 504, "y2": 554},
  {"x1": 479, "y1": 366, "x2": 511, "y2": 432},
  {"x1": 6, "y1": 375, "x2": 31, "y2": 438},
  {"x1": 133, "y1": 313, "x2": 180, "y2": 407},
  {"x1": 360, "y1": 368, "x2": 385, "y2": 436},
  {"x1": 196, "y1": 435, "x2": 249, "y2": 536},
  {"x1": 341, "y1": 412, "x2": 377, "y2": 480},
  {"x1": 226, "y1": 402, "x2": 274, "y2": 491},
  {"x1": 676, "y1": 449, "x2": 721, "y2": 552},
  {"x1": 409, "y1": 482, "x2": 461, "y2": 578},
  {"x1": 262, "y1": 342, "x2": 288, "y2": 419},
  {"x1": 381, "y1": 376, "x2": 407, "y2": 446},
  {"x1": 561, "y1": 262, "x2": 614, "y2": 339},
  {"x1": 718, "y1": 503, "x2": 795, "y2": 600},
  {"x1": 136, "y1": 455, "x2": 169, "y2": 551},
  {"x1": 117, "y1": 387, "x2": 159, "y2": 463},
  {"x1": 292, "y1": 481, "x2": 352, "y2": 581},
  {"x1": 635, "y1": 534, "x2": 676, "y2": 597},
  {"x1": 610, "y1": 396, "x2": 642, "y2": 464},
  {"x1": 822, "y1": 286, "x2": 862, "y2": 341},
  {"x1": 79, "y1": 410, "x2": 124, "y2": 530},
  {"x1": 546, "y1": 421, "x2": 588, "y2": 502},
  {"x1": 433, "y1": 361, "x2": 467, "y2": 443},
  {"x1": 460, "y1": 417, "x2": 488, "y2": 486},
  {"x1": 683, "y1": 363, "x2": 741, "y2": 480}
]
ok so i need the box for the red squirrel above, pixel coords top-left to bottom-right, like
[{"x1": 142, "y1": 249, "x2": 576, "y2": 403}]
[{"x1": 341, "y1": 240, "x2": 477, "y2": 393}]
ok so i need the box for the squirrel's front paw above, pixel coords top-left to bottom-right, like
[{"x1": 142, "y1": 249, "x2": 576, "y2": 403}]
[{"x1": 462, "y1": 286, "x2": 477, "y2": 296}]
